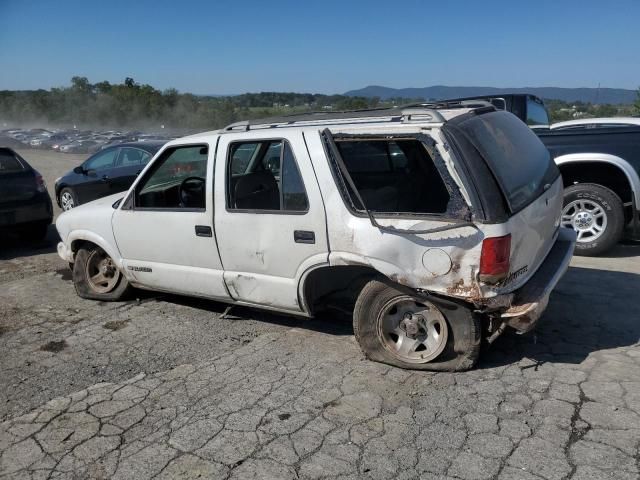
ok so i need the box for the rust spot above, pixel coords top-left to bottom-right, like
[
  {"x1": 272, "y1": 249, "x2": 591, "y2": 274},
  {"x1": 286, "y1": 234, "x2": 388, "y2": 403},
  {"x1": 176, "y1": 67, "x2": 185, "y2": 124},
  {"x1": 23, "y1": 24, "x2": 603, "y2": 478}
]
[
  {"x1": 388, "y1": 273, "x2": 410, "y2": 285},
  {"x1": 445, "y1": 278, "x2": 481, "y2": 301},
  {"x1": 451, "y1": 262, "x2": 461, "y2": 273}
]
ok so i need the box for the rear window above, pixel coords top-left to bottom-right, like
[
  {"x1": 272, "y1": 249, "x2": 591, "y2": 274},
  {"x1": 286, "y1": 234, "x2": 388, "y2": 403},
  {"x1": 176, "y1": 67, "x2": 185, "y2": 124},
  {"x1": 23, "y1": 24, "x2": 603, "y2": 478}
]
[
  {"x1": 334, "y1": 138, "x2": 450, "y2": 214},
  {"x1": 453, "y1": 111, "x2": 559, "y2": 213},
  {"x1": 0, "y1": 149, "x2": 25, "y2": 173}
]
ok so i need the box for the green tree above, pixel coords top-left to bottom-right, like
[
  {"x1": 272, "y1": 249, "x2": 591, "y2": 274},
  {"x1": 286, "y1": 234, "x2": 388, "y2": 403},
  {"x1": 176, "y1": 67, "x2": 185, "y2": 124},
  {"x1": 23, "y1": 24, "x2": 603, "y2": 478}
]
[{"x1": 634, "y1": 87, "x2": 640, "y2": 115}]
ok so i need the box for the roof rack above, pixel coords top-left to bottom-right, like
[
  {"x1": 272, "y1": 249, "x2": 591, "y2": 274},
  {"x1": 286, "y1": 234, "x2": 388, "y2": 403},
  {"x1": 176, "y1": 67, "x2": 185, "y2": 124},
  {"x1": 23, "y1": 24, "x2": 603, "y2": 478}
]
[{"x1": 222, "y1": 104, "x2": 467, "y2": 132}]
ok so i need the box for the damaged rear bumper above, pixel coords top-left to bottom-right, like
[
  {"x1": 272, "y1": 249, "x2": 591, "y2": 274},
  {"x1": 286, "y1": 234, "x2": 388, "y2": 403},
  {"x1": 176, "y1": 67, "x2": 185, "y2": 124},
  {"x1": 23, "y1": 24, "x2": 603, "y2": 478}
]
[{"x1": 501, "y1": 227, "x2": 576, "y2": 333}]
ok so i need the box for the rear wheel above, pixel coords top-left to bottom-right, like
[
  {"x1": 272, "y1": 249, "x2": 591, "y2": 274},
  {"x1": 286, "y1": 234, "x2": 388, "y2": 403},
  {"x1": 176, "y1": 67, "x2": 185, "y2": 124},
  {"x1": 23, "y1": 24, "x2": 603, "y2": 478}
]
[
  {"x1": 353, "y1": 279, "x2": 481, "y2": 371},
  {"x1": 60, "y1": 188, "x2": 77, "y2": 211},
  {"x1": 73, "y1": 246, "x2": 132, "y2": 301},
  {"x1": 562, "y1": 183, "x2": 624, "y2": 256}
]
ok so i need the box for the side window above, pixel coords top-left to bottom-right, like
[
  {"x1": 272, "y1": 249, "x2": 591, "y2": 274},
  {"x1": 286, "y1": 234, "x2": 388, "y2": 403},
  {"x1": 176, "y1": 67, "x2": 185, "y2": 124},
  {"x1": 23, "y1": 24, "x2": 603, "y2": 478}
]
[
  {"x1": 135, "y1": 145, "x2": 208, "y2": 209},
  {"x1": 334, "y1": 138, "x2": 450, "y2": 214},
  {"x1": 230, "y1": 143, "x2": 260, "y2": 174},
  {"x1": 227, "y1": 139, "x2": 308, "y2": 212},
  {"x1": 282, "y1": 143, "x2": 309, "y2": 211},
  {"x1": 118, "y1": 148, "x2": 151, "y2": 167},
  {"x1": 85, "y1": 149, "x2": 118, "y2": 171}
]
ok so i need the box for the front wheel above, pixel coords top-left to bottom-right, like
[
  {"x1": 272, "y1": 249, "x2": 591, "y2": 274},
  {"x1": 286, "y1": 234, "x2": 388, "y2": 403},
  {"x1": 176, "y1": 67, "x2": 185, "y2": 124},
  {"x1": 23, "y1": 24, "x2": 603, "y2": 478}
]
[
  {"x1": 561, "y1": 183, "x2": 624, "y2": 256},
  {"x1": 59, "y1": 188, "x2": 78, "y2": 211},
  {"x1": 73, "y1": 246, "x2": 132, "y2": 301},
  {"x1": 353, "y1": 279, "x2": 481, "y2": 371}
]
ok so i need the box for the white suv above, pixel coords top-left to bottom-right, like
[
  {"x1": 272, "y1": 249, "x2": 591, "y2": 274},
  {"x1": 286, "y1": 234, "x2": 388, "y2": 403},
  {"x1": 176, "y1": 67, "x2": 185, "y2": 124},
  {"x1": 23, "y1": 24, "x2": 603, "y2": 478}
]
[{"x1": 56, "y1": 105, "x2": 575, "y2": 371}]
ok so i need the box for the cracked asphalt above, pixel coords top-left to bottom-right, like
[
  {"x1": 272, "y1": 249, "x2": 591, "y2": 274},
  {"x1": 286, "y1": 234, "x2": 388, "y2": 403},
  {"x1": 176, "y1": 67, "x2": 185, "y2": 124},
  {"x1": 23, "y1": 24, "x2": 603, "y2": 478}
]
[{"x1": 1, "y1": 150, "x2": 640, "y2": 479}]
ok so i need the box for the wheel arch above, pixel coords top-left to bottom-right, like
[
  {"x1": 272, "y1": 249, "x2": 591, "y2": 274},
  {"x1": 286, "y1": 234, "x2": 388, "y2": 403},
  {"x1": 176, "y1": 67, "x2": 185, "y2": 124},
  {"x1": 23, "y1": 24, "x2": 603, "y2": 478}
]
[
  {"x1": 67, "y1": 230, "x2": 123, "y2": 268},
  {"x1": 555, "y1": 153, "x2": 640, "y2": 210},
  {"x1": 298, "y1": 264, "x2": 382, "y2": 316}
]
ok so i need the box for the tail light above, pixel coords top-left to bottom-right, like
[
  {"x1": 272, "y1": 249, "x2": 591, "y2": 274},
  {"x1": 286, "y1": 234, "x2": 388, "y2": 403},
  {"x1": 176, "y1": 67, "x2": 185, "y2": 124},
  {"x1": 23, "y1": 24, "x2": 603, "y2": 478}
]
[
  {"x1": 479, "y1": 234, "x2": 511, "y2": 284},
  {"x1": 35, "y1": 172, "x2": 47, "y2": 193}
]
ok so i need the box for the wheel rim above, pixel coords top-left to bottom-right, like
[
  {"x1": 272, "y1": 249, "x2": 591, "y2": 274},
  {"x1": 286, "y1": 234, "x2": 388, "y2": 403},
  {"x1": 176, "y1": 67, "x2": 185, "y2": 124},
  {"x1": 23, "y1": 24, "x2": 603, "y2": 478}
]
[
  {"x1": 85, "y1": 249, "x2": 120, "y2": 294},
  {"x1": 561, "y1": 199, "x2": 608, "y2": 243},
  {"x1": 377, "y1": 296, "x2": 449, "y2": 364},
  {"x1": 61, "y1": 192, "x2": 75, "y2": 211}
]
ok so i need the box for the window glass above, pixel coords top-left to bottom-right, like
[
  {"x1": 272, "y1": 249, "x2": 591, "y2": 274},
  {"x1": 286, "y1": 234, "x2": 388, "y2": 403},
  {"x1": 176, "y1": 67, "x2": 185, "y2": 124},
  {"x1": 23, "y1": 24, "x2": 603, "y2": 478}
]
[
  {"x1": 0, "y1": 150, "x2": 24, "y2": 172},
  {"x1": 136, "y1": 145, "x2": 208, "y2": 209},
  {"x1": 228, "y1": 140, "x2": 308, "y2": 212},
  {"x1": 119, "y1": 148, "x2": 151, "y2": 166},
  {"x1": 230, "y1": 143, "x2": 260, "y2": 174},
  {"x1": 455, "y1": 110, "x2": 558, "y2": 213},
  {"x1": 282, "y1": 143, "x2": 308, "y2": 211},
  {"x1": 85, "y1": 149, "x2": 117, "y2": 171},
  {"x1": 526, "y1": 98, "x2": 550, "y2": 126},
  {"x1": 334, "y1": 138, "x2": 450, "y2": 214}
]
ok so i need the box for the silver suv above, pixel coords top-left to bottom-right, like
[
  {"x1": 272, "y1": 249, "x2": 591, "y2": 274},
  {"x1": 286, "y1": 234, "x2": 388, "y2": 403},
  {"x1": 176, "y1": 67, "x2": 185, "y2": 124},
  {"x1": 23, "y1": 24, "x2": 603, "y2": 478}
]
[{"x1": 56, "y1": 105, "x2": 575, "y2": 371}]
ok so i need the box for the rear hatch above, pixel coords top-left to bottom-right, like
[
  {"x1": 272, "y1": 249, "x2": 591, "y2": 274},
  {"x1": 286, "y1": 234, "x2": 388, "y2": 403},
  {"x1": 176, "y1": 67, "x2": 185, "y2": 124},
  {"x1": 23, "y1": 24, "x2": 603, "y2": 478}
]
[
  {"x1": 446, "y1": 110, "x2": 562, "y2": 291},
  {"x1": 0, "y1": 149, "x2": 38, "y2": 204}
]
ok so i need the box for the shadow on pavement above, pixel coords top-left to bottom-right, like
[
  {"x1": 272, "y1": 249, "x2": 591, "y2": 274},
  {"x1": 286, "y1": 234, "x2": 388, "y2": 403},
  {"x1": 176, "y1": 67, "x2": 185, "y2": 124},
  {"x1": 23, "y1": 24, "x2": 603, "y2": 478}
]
[
  {"x1": 0, "y1": 225, "x2": 60, "y2": 260},
  {"x1": 482, "y1": 264, "x2": 640, "y2": 368},
  {"x1": 158, "y1": 263, "x2": 640, "y2": 360},
  {"x1": 162, "y1": 293, "x2": 354, "y2": 336}
]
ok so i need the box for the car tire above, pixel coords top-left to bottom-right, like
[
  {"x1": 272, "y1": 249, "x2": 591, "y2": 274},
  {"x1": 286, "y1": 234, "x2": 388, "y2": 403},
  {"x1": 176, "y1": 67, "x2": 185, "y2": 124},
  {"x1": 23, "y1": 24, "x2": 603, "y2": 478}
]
[
  {"x1": 59, "y1": 187, "x2": 78, "y2": 211},
  {"x1": 562, "y1": 183, "x2": 624, "y2": 256},
  {"x1": 353, "y1": 279, "x2": 481, "y2": 371},
  {"x1": 73, "y1": 245, "x2": 132, "y2": 301}
]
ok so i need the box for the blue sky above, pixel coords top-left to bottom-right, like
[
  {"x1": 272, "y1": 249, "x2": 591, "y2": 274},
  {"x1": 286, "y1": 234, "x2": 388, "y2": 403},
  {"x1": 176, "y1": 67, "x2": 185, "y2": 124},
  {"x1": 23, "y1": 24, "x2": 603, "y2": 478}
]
[{"x1": 1, "y1": 0, "x2": 638, "y2": 94}]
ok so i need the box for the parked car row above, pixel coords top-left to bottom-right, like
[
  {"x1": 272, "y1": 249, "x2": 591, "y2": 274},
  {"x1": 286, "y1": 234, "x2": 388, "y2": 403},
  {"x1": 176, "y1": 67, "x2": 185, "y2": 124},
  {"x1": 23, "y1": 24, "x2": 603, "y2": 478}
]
[{"x1": 0, "y1": 128, "x2": 174, "y2": 154}]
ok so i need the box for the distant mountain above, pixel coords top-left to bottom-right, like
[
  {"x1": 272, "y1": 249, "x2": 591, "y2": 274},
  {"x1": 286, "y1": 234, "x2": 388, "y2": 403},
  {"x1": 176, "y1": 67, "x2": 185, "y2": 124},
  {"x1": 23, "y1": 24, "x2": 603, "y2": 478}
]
[{"x1": 344, "y1": 85, "x2": 638, "y2": 105}]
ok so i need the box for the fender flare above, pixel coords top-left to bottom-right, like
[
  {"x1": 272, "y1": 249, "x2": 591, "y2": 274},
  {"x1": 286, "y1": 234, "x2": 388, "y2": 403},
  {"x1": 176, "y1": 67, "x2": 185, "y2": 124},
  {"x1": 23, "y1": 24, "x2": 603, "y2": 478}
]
[
  {"x1": 554, "y1": 153, "x2": 640, "y2": 209},
  {"x1": 66, "y1": 230, "x2": 124, "y2": 269}
]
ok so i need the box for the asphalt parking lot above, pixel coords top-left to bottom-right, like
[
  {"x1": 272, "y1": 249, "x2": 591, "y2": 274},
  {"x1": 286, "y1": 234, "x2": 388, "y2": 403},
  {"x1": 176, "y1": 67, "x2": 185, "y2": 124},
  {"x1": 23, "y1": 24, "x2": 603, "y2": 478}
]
[{"x1": 0, "y1": 150, "x2": 639, "y2": 479}]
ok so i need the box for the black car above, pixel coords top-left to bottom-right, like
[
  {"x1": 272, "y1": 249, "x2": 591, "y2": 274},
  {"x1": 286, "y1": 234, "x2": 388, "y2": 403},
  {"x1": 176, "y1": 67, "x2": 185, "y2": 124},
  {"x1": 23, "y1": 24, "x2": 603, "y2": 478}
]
[
  {"x1": 55, "y1": 141, "x2": 165, "y2": 210},
  {"x1": 0, "y1": 148, "x2": 53, "y2": 240}
]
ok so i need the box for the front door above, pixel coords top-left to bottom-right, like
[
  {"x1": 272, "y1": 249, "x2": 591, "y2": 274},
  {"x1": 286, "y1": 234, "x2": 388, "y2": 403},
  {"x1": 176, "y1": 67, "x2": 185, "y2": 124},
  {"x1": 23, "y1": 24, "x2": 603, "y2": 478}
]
[
  {"x1": 214, "y1": 131, "x2": 329, "y2": 312},
  {"x1": 112, "y1": 141, "x2": 229, "y2": 300},
  {"x1": 76, "y1": 147, "x2": 119, "y2": 203}
]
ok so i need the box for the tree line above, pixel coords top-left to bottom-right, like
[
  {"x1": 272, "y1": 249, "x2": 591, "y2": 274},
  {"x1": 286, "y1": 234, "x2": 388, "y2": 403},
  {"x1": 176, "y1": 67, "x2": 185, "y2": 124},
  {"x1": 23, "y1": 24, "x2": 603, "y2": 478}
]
[
  {"x1": 1, "y1": 77, "x2": 638, "y2": 130},
  {"x1": 0, "y1": 77, "x2": 389, "y2": 131}
]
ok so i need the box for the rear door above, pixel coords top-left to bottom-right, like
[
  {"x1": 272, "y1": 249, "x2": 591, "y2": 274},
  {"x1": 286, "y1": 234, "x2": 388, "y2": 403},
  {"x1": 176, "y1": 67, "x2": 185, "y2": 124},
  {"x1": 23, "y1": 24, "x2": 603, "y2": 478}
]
[{"x1": 214, "y1": 131, "x2": 328, "y2": 312}]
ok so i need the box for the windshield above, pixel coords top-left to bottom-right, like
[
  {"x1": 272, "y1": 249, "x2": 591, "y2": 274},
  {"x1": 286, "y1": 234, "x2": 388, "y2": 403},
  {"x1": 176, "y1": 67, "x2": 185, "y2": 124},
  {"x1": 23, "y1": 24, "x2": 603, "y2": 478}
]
[{"x1": 450, "y1": 110, "x2": 559, "y2": 213}]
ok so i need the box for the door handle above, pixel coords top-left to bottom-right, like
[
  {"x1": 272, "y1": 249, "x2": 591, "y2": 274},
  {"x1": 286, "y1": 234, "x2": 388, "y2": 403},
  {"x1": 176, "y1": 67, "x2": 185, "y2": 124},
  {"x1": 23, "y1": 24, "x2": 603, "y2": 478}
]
[
  {"x1": 195, "y1": 225, "x2": 213, "y2": 237},
  {"x1": 101, "y1": 175, "x2": 110, "y2": 182},
  {"x1": 294, "y1": 230, "x2": 315, "y2": 244}
]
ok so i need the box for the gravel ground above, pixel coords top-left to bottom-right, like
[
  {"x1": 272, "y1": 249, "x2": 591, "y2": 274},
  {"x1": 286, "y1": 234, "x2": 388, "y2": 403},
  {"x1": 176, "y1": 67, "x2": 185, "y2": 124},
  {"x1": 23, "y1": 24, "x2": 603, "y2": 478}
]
[{"x1": 0, "y1": 150, "x2": 639, "y2": 479}]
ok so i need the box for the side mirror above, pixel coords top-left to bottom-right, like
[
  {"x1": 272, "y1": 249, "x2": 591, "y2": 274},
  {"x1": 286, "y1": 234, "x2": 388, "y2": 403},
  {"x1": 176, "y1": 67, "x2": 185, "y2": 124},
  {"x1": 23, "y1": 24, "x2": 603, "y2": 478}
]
[{"x1": 73, "y1": 166, "x2": 84, "y2": 174}]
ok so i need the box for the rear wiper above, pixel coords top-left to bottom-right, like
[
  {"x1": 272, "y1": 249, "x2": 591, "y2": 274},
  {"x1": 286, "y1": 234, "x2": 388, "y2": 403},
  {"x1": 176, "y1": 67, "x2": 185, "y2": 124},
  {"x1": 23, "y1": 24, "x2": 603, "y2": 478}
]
[{"x1": 322, "y1": 129, "x2": 477, "y2": 235}]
